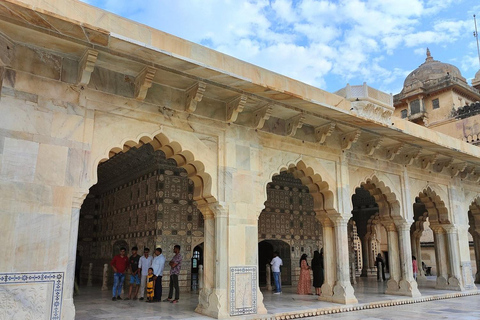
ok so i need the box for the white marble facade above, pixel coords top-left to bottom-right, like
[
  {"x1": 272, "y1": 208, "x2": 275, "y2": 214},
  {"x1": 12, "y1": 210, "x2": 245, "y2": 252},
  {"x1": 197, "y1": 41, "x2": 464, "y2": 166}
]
[{"x1": 0, "y1": 1, "x2": 479, "y2": 319}]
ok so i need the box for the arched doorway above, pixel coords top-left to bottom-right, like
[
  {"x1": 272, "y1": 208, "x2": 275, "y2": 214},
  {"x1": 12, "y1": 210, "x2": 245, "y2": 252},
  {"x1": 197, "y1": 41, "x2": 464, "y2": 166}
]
[
  {"x1": 191, "y1": 244, "x2": 204, "y2": 292},
  {"x1": 412, "y1": 187, "x2": 462, "y2": 290},
  {"x1": 77, "y1": 143, "x2": 206, "y2": 295},
  {"x1": 258, "y1": 240, "x2": 292, "y2": 286},
  {"x1": 258, "y1": 169, "x2": 323, "y2": 289}
]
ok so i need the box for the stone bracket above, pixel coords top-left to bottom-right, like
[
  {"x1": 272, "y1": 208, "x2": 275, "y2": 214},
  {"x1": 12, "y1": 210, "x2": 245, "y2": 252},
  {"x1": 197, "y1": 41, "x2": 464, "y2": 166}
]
[
  {"x1": 341, "y1": 130, "x2": 361, "y2": 150},
  {"x1": 134, "y1": 66, "x2": 156, "y2": 101},
  {"x1": 253, "y1": 104, "x2": 273, "y2": 129},
  {"x1": 460, "y1": 166, "x2": 476, "y2": 179},
  {"x1": 185, "y1": 81, "x2": 207, "y2": 113},
  {"x1": 433, "y1": 158, "x2": 453, "y2": 173},
  {"x1": 386, "y1": 144, "x2": 404, "y2": 161},
  {"x1": 285, "y1": 113, "x2": 305, "y2": 136},
  {"x1": 365, "y1": 138, "x2": 383, "y2": 156},
  {"x1": 420, "y1": 154, "x2": 438, "y2": 170},
  {"x1": 226, "y1": 94, "x2": 247, "y2": 123},
  {"x1": 0, "y1": 32, "x2": 15, "y2": 67},
  {"x1": 402, "y1": 148, "x2": 421, "y2": 165},
  {"x1": 314, "y1": 122, "x2": 336, "y2": 144},
  {"x1": 77, "y1": 49, "x2": 98, "y2": 86},
  {"x1": 449, "y1": 162, "x2": 467, "y2": 177}
]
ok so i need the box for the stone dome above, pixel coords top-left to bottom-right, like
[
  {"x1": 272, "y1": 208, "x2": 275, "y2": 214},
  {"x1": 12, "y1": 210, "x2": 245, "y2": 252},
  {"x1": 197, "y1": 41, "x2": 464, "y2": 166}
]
[{"x1": 403, "y1": 48, "x2": 465, "y2": 89}]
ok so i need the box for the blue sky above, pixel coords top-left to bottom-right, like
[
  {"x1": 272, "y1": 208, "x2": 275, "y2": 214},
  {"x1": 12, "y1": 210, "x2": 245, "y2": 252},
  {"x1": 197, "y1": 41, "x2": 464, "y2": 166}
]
[{"x1": 81, "y1": 0, "x2": 480, "y2": 95}]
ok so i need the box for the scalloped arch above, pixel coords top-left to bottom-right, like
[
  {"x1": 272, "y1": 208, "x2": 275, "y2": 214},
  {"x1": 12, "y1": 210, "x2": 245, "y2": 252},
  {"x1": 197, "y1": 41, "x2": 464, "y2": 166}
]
[
  {"x1": 270, "y1": 160, "x2": 338, "y2": 222},
  {"x1": 358, "y1": 175, "x2": 403, "y2": 223},
  {"x1": 417, "y1": 187, "x2": 450, "y2": 227},
  {"x1": 95, "y1": 131, "x2": 215, "y2": 206}
]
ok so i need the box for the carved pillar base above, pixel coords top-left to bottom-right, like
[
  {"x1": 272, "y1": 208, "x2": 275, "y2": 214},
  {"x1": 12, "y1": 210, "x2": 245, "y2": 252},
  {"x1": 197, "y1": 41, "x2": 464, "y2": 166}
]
[
  {"x1": 61, "y1": 298, "x2": 75, "y2": 320},
  {"x1": 331, "y1": 281, "x2": 358, "y2": 304},
  {"x1": 195, "y1": 288, "x2": 230, "y2": 319}
]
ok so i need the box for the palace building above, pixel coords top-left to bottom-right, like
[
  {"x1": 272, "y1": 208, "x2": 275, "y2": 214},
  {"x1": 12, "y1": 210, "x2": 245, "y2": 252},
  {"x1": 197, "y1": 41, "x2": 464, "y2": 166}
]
[{"x1": 0, "y1": 1, "x2": 479, "y2": 319}]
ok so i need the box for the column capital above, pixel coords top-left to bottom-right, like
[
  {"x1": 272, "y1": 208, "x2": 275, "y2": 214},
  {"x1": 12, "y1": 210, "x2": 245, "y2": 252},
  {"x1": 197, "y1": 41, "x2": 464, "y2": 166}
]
[
  {"x1": 72, "y1": 189, "x2": 89, "y2": 209},
  {"x1": 196, "y1": 202, "x2": 228, "y2": 219}
]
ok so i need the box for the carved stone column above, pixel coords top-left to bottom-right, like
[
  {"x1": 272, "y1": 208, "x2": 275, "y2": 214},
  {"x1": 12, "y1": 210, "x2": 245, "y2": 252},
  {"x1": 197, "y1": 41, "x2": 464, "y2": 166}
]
[
  {"x1": 102, "y1": 264, "x2": 108, "y2": 291},
  {"x1": 445, "y1": 226, "x2": 463, "y2": 290},
  {"x1": 385, "y1": 223, "x2": 401, "y2": 294},
  {"x1": 319, "y1": 219, "x2": 336, "y2": 301},
  {"x1": 413, "y1": 233, "x2": 426, "y2": 279},
  {"x1": 198, "y1": 265, "x2": 204, "y2": 290},
  {"x1": 63, "y1": 189, "x2": 89, "y2": 320},
  {"x1": 396, "y1": 223, "x2": 421, "y2": 297},
  {"x1": 195, "y1": 203, "x2": 228, "y2": 318},
  {"x1": 474, "y1": 233, "x2": 480, "y2": 283},
  {"x1": 266, "y1": 264, "x2": 272, "y2": 291},
  {"x1": 331, "y1": 218, "x2": 358, "y2": 304},
  {"x1": 360, "y1": 235, "x2": 370, "y2": 277},
  {"x1": 432, "y1": 227, "x2": 449, "y2": 289}
]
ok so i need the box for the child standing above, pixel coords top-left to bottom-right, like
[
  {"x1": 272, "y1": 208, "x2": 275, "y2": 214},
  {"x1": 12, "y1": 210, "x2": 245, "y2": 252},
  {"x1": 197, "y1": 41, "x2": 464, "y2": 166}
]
[{"x1": 146, "y1": 268, "x2": 155, "y2": 302}]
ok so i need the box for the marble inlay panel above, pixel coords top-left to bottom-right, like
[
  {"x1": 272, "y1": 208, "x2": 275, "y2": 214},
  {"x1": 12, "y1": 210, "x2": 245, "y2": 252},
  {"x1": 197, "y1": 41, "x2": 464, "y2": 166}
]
[
  {"x1": 0, "y1": 272, "x2": 64, "y2": 320},
  {"x1": 230, "y1": 266, "x2": 257, "y2": 316}
]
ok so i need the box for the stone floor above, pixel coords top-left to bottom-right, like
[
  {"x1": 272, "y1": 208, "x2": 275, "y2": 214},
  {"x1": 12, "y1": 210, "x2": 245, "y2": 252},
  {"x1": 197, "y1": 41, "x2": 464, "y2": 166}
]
[{"x1": 74, "y1": 276, "x2": 480, "y2": 319}]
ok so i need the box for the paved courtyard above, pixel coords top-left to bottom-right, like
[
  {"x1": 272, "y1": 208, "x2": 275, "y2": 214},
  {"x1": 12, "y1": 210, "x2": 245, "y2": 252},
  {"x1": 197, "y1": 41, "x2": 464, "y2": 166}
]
[{"x1": 74, "y1": 276, "x2": 480, "y2": 319}]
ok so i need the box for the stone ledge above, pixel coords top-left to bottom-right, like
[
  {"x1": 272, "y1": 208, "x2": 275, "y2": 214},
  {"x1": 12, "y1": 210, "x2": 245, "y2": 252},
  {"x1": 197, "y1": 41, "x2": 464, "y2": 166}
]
[{"x1": 249, "y1": 290, "x2": 480, "y2": 320}]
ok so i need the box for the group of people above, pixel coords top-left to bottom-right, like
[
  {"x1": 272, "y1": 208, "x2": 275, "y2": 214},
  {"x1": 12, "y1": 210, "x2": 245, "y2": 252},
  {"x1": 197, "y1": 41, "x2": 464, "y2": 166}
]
[
  {"x1": 270, "y1": 249, "x2": 325, "y2": 296},
  {"x1": 110, "y1": 245, "x2": 183, "y2": 304}
]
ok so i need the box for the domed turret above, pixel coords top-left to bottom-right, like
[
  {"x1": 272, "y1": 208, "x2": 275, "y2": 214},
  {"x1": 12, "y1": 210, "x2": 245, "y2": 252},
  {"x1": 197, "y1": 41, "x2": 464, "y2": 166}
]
[{"x1": 403, "y1": 49, "x2": 466, "y2": 91}]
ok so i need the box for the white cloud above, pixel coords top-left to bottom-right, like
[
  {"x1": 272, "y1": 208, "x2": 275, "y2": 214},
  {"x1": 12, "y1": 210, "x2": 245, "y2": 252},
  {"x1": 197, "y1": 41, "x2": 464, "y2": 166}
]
[{"x1": 81, "y1": 0, "x2": 476, "y2": 92}]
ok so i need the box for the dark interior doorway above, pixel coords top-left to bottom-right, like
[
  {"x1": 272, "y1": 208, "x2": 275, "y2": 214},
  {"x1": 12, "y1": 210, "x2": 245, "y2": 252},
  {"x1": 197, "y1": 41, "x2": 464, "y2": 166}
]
[
  {"x1": 258, "y1": 240, "x2": 291, "y2": 286},
  {"x1": 191, "y1": 244, "x2": 203, "y2": 292}
]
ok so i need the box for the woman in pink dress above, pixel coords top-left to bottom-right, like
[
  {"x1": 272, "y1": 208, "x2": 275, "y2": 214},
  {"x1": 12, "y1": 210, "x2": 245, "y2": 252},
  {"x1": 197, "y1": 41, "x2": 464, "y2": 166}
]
[
  {"x1": 297, "y1": 254, "x2": 312, "y2": 295},
  {"x1": 412, "y1": 256, "x2": 418, "y2": 280}
]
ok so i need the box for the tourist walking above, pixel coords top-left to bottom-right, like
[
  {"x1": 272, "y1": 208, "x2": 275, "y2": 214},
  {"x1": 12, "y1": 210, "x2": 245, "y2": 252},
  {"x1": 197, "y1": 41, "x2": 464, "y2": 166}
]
[
  {"x1": 126, "y1": 246, "x2": 140, "y2": 300},
  {"x1": 164, "y1": 244, "x2": 182, "y2": 304},
  {"x1": 138, "y1": 248, "x2": 153, "y2": 301},
  {"x1": 297, "y1": 254, "x2": 312, "y2": 295},
  {"x1": 375, "y1": 253, "x2": 386, "y2": 281},
  {"x1": 311, "y1": 249, "x2": 324, "y2": 296},
  {"x1": 110, "y1": 247, "x2": 129, "y2": 301},
  {"x1": 151, "y1": 247, "x2": 166, "y2": 302},
  {"x1": 270, "y1": 251, "x2": 283, "y2": 294}
]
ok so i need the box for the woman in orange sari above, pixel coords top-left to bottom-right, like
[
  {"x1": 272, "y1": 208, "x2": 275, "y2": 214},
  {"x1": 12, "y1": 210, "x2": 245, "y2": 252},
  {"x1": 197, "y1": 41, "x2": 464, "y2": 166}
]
[{"x1": 297, "y1": 254, "x2": 311, "y2": 295}]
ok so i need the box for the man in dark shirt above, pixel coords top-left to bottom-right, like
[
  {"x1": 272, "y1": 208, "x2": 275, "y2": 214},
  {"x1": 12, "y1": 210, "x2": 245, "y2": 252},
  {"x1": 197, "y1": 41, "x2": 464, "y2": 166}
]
[
  {"x1": 110, "y1": 247, "x2": 129, "y2": 301},
  {"x1": 126, "y1": 246, "x2": 141, "y2": 300}
]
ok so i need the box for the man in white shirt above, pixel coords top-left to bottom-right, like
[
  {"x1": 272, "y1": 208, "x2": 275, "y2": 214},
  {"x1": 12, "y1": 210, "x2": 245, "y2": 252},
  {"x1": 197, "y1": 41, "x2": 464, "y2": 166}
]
[
  {"x1": 138, "y1": 248, "x2": 153, "y2": 301},
  {"x1": 270, "y1": 251, "x2": 283, "y2": 294},
  {"x1": 151, "y1": 247, "x2": 166, "y2": 302}
]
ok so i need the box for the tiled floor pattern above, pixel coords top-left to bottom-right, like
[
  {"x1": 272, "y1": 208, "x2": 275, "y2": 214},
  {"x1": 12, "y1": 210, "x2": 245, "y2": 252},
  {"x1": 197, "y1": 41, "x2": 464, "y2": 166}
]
[{"x1": 74, "y1": 277, "x2": 480, "y2": 320}]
